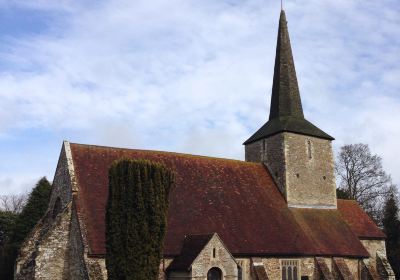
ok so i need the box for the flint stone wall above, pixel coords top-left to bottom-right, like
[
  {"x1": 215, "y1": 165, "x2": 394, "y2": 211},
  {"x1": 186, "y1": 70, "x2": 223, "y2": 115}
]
[
  {"x1": 245, "y1": 132, "x2": 337, "y2": 208},
  {"x1": 15, "y1": 142, "x2": 89, "y2": 280},
  {"x1": 361, "y1": 240, "x2": 386, "y2": 272},
  {"x1": 168, "y1": 235, "x2": 237, "y2": 280}
]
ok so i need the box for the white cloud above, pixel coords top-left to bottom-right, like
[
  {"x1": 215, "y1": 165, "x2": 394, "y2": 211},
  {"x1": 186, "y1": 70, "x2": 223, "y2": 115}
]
[{"x1": 0, "y1": 0, "x2": 399, "y2": 193}]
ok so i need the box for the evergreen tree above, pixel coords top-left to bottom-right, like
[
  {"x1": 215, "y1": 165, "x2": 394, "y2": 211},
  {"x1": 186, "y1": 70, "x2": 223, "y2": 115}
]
[
  {"x1": 0, "y1": 211, "x2": 18, "y2": 248},
  {"x1": 0, "y1": 211, "x2": 18, "y2": 280},
  {"x1": 0, "y1": 177, "x2": 52, "y2": 280},
  {"x1": 106, "y1": 159, "x2": 174, "y2": 280},
  {"x1": 11, "y1": 177, "x2": 52, "y2": 244},
  {"x1": 383, "y1": 193, "x2": 400, "y2": 278},
  {"x1": 336, "y1": 188, "x2": 350, "y2": 199}
]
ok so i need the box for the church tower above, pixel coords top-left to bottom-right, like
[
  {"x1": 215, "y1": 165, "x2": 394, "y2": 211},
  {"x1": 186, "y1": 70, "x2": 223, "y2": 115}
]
[{"x1": 244, "y1": 10, "x2": 337, "y2": 209}]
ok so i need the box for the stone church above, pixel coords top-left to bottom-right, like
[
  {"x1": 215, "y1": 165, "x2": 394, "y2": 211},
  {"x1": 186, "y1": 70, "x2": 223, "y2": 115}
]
[{"x1": 15, "y1": 10, "x2": 395, "y2": 280}]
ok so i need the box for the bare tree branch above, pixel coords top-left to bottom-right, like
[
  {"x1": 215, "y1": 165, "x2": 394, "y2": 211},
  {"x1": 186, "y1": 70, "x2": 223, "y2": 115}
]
[
  {"x1": 336, "y1": 143, "x2": 394, "y2": 223},
  {"x1": 0, "y1": 193, "x2": 28, "y2": 213}
]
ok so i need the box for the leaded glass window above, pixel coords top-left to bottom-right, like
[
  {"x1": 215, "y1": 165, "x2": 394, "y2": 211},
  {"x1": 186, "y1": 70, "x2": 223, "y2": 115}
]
[{"x1": 281, "y1": 260, "x2": 299, "y2": 280}]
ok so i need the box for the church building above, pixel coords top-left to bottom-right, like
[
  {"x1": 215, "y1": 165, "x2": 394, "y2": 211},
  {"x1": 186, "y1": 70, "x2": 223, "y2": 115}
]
[{"x1": 15, "y1": 10, "x2": 395, "y2": 280}]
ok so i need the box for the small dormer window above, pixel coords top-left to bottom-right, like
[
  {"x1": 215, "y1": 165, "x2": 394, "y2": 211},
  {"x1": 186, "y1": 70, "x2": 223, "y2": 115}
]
[{"x1": 307, "y1": 140, "x2": 312, "y2": 159}]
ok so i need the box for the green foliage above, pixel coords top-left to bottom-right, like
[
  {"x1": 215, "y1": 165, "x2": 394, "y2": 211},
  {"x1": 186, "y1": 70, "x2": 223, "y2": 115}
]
[
  {"x1": 0, "y1": 211, "x2": 18, "y2": 280},
  {"x1": 0, "y1": 177, "x2": 51, "y2": 280},
  {"x1": 11, "y1": 177, "x2": 52, "y2": 244},
  {"x1": 336, "y1": 188, "x2": 350, "y2": 199},
  {"x1": 106, "y1": 159, "x2": 174, "y2": 280},
  {"x1": 383, "y1": 193, "x2": 400, "y2": 277},
  {"x1": 0, "y1": 211, "x2": 18, "y2": 248}
]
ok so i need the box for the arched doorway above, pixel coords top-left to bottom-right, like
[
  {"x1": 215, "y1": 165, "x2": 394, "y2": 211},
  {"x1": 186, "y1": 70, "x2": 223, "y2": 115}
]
[{"x1": 207, "y1": 267, "x2": 222, "y2": 280}]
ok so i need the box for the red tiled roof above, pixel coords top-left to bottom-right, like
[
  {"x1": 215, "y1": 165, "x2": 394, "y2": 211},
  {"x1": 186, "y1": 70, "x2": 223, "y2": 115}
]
[
  {"x1": 289, "y1": 208, "x2": 368, "y2": 256},
  {"x1": 69, "y1": 143, "x2": 373, "y2": 258},
  {"x1": 337, "y1": 199, "x2": 386, "y2": 239}
]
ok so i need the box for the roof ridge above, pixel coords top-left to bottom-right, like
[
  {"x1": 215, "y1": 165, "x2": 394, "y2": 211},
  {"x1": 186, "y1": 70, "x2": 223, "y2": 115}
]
[
  {"x1": 184, "y1": 233, "x2": 215, "y2": 237},
  {"x1": 69, "y1": 142, "x2": 260, "y2": 165}
]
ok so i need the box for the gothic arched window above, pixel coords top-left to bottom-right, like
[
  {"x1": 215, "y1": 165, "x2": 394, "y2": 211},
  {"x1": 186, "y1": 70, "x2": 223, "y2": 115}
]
[
  {"x1": 281, "y1": 260, "x2": 299, "y2": 280},
  {"x1": 207, "y1": 267, "x2": 222, "y2": 280}
]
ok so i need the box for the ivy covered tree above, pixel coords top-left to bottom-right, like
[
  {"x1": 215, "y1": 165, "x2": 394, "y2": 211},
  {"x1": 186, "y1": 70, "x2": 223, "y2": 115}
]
[
  {"x1": 0, "y1": 177, "x2": 52, "y2": 280},
  {"x1": 383, "y1": 192, "x2": 400, "y2": 278},
  {"x1": 106, "y1": 159, "x2": 174, "y2": 280}
]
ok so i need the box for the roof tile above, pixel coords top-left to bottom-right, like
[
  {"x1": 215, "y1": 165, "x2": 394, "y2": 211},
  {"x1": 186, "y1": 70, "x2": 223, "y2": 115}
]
[{"x1": 69, "y1": 143, "x2": 374, "y2": 258}]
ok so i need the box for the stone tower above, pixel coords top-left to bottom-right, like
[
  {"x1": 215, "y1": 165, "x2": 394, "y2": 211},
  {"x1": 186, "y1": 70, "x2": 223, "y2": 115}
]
[{"x1": 244, "y1": 10, "x2": 337, "y2": 209}]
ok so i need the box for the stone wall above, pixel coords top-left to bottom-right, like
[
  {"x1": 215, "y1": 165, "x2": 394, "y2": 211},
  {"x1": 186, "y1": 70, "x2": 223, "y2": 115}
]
[
  {"x1": 360, "y1": 239, "x2": 386, "y2": 272},
  {"x1": 245, "y1": 134, "x2": 286, "y2": 194},
  {"x1": 332, "y1": 258, "x2": 355, "y2": 279},
  {"x1": 159, "y1": 259, "x2": 174, "y2": 280},
  {"x1": 190, "y1": 234, "x2": 237, "y2": 279},
  {"x1": 245, "y1": 132, "x2": 337, "y2": 208},
  {"x1": 15, "y1": 141, "x2": 91, "y2": 280},
  {"x1": 48, "y1": 142, "x2": 75, "y2": 215},
  {"x1": 15, "y1": 203, "x2": 72, "y2": 280},
  {"x1": 284, "y1": 133, "x2": 336, "y2": 208},
  {"x1": 33, "y1": 204, "x2": 71, "y2": 279},
  {"x1": 59, "y1": 254, "x2": 368, "y2": 280},
  {"x1": 376, "y1": 252, "x2": 395, "y2": 280},
  {"x1": 344, "y1": 258, "x2": 359, "y2": 280},
  {"x1": 15, "y1": 143, "x2": 74, "y2": 279},
  {"x1": 236, "y1": 258, "x2": 251, "y2": 280},
  {"x1": 167, "y1": 234, "x2": 237, "y2": 279},
  {"x1": 234, "y1": 256, "x2": 362, "y2": 280},
  {"x1": 262, "y1": 257, "x2": 317, "y2": 279},
  {"x1": 360, "y1": 239, "x2": 396, "y2": 279},
  {"x1": 262, "y1": 258, "x2": 280, "y2": 279},
  {"x1": 85, "y1": 258, "x2": 107, "y2": 280},
  {"x1": 68, "y1": 203, "x2": 89, "y2": 279}
]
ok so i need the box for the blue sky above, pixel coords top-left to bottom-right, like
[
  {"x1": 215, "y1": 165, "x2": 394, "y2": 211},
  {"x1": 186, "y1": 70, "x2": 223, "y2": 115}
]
[{"x1": 0, "y1": 0, "x2": 399, "y2": 194}]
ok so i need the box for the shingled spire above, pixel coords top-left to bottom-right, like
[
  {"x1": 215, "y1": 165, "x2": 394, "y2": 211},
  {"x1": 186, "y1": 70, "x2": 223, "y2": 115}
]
[
  {"x1": 270, "y1": 10, "x2": 303, "y2": 120},
  {"x1": 244, "y1": 10, "x2": 333, "y2": 144}
]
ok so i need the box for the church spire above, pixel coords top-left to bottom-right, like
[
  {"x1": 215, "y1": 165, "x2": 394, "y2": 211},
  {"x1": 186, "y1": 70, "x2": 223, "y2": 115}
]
[
  {"x1": 269, "y1": 10, "x2": 304, "y2": 120},
  {"x1": 244, "y1": 10, "x2": 334, "y2": 145}
]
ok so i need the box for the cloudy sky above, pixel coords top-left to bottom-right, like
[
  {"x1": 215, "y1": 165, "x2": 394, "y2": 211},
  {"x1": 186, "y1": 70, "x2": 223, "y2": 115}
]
[{"x1": 0, "y1": 0, "x2": 399, "y2": 194}]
